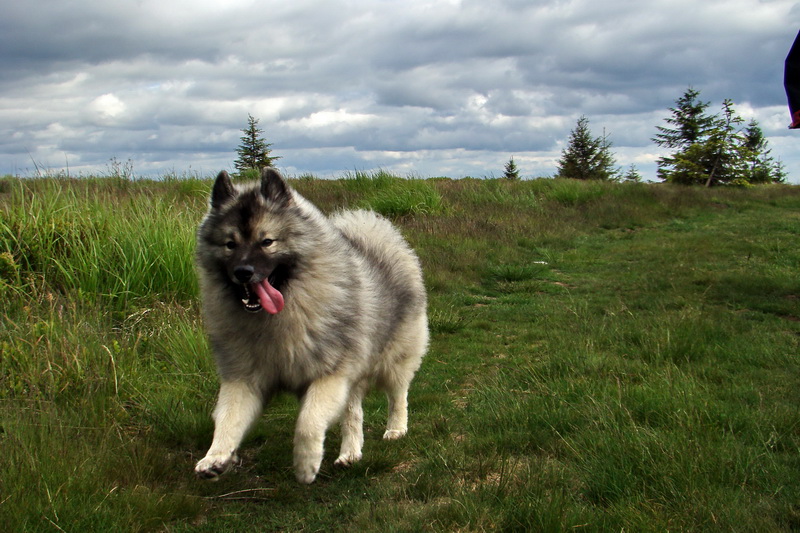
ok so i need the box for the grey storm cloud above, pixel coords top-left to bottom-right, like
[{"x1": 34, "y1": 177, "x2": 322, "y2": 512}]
[{"x1": 1, "y1": 0, "x2": 798, "y2": 180}]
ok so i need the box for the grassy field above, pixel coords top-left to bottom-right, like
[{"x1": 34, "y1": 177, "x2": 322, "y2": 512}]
[{"x1": 0, "y1": 173, "x2": 798, "y2": 531}]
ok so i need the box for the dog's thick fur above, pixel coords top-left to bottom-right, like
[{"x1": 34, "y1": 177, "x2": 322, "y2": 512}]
[{"x1": 194, "y1": 168, "x2": 428, "y2": 484}]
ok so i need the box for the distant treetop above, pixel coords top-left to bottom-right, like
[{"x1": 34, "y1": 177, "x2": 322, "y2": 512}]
[
  {"x1": 503, "y1": 157, "x2": 520, "y2": 180},
  {"x1": 556, "y1": 116, "x2": 619, "y2": 181},
  {"x1": 234, "y1": 114, "x2": 280, "y2": 173}
]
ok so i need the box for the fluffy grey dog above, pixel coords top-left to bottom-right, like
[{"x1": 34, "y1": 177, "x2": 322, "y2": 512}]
[{"x1": 194, "y1": 168, "x2": 428, "y2": 484}]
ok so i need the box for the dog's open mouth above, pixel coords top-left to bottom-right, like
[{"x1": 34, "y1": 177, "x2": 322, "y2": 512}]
[
  {"x1": 239, "y1": 272, "x2": 285, "y2": 315},
  {"x1": 240, "y1": 284, "x2": 264, "y2": 313}
]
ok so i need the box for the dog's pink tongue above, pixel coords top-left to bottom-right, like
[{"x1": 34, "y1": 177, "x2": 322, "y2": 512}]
[{"x1": 252, "y1": 279, "x2": 284, "y2": 314}]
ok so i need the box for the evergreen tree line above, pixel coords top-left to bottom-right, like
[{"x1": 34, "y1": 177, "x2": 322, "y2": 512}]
[
  {"x1": 236, "y1": 88, "x2": 786, "y2": 186},
  {"x1": 509, "y1": 87, "x2": 785, "y2": 185}
]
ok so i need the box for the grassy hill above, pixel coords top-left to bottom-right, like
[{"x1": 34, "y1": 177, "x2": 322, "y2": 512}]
[{"x1": 1, "y1": 174, "x2": 798, "y2": 531}]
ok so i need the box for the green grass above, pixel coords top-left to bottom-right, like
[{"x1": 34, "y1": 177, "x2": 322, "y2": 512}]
[
  {"x1": 338, "y1": 170, "x2": 446, "y2": 218},
  {"x1": 1, "y1": 175, "x2": 799, "y2": 531}
]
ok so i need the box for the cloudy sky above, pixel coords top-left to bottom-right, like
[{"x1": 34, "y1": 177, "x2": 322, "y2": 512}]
[{"x1": 1, "y1": 0, "x2": 799, "y2": 181}]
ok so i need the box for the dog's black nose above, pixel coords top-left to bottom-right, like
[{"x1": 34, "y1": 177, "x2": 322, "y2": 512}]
[{"x1": 233, "y1": 265, "x2": 255, "y2": 283}]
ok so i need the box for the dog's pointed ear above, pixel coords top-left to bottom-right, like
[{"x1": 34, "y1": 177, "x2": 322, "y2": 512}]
[
  {"x1": 210, "y1": 171, "x2": 235, "y2": 209},
  {"x1": 260, "y1": 167, "x2": 291, "y2": 208}
]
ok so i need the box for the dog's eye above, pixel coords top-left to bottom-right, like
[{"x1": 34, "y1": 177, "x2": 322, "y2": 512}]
[
  {"x1": 261, "y1": 238, "x2": 274, "y2": 247},
  {"x1": 225, "y1": 241, "x2": 236, "y2": 250}
]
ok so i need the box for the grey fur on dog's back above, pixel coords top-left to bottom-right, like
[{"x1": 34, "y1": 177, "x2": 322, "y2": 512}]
[{"x1": 194, "y1": 169, "x2": 428, "y2": 483}]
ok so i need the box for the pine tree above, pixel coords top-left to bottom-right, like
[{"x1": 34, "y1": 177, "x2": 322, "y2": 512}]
[
  {"x1": 663, "y1": 103, "x2": 745, "y2": 187},
  {"x1": 622, "y1": 164, "x2": 642, "y2": 183},
  {"x1": 234, "y1": 114, "x2": 280, "y2": 172},
  {"x1": 555, "y1": 116, "x2": 618, "y2": 181},
  {"x1": 742, "y1": 119, "x2": 785, "y2": 184},
  {"x1": 652, "y1": 87, "x2": 715, "y2": 149},
  {"x1": 503, "y1": 157, "x2": 520, "y2": 180},
  {"x1": 654, "y1": 90, "x2": 782, "y2": 186},
  {"x1": 703, "y1": 99, "x2": 745, "y2": 187},
  {"x1": 653, "y1": 87, "x2": 716, "y2": 183}
]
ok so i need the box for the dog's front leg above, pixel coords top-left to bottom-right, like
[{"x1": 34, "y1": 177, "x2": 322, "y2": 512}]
[
  {"x1": 195, "y1": 381, "x2": 262, "y2": 480},
  {"x1": 293, "y1": 375, "x2": 349, "y2": 484}
]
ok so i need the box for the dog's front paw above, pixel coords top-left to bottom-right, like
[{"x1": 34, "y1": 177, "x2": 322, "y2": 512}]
[
  {"x1": 195, "y1": 452, "x2": 238, "y2": 480},
  {"x1": 293, "y1": 435, "x2": 323, "y2": 484},
  {"x1": 294, "y1": 462, "x2": 320, "y2": 484},
  {"x1": 383, "y1": 428, "x2": 407, "y2": 440},
  {"x1": 334, "y1": 451, "x2": 362, "y2": 468}
]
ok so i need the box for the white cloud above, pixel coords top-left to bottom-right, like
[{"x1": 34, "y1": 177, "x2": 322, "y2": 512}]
[{"x1": 90, "y1": 93, "x2": 126, "y2": 123}]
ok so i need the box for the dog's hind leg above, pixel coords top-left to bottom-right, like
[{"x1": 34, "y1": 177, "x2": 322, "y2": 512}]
[
  {"x1": 195, "y1": 381, "x2": 262, "y2": 480},
  {"x1": 379, "y1": 356, "x2": 416, "y2": 441},
  {"x1": 294, "y1": 375, "x2": 350, "y2": 484},
  {"x1": 335, "y1": 379, "x2": 369, "y2": 467},
  {"x1": 383, "y1": 383, "x2": 410, "y2": 440},
  {"x1": 382, "y1": 322, "x2": 428, "y2": 440}
]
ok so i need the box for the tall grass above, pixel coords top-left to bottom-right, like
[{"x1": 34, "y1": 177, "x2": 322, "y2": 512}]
[
  {"x1": 0, "y1": 178, "x2": 201, "y2": 311},
  {"x1": 342, "y1": 170, "x2": 446, "y2": 217},
  {"x1": 1, "y1": 175, "x2": 799, "y2": 531}
]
